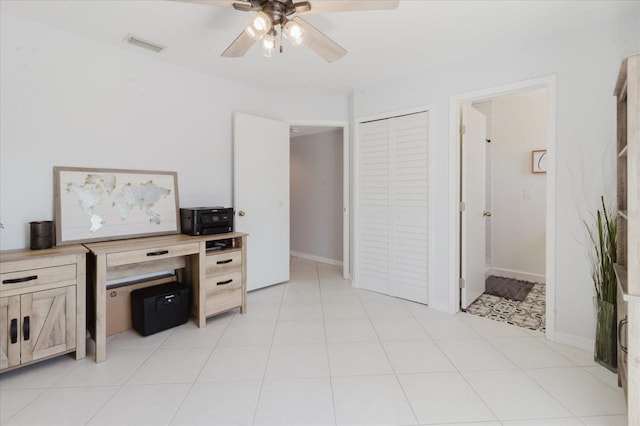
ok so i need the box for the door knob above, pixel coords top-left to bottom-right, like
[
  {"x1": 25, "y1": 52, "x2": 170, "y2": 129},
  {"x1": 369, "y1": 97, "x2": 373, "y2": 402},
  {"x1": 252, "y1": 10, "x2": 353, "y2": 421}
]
[
  {"x1": 483, "y1": 211, "x2": 492, "y2": 217},
  {"x1": 238, "y1": 210, "x2": 246, "y2": 217}
]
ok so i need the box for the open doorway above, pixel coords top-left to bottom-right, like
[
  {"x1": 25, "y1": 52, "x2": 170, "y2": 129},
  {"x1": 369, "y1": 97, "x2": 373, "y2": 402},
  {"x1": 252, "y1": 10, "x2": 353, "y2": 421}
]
[
  {"x1": 289, "y1": 123, "x2": 350, "y2": 278},
  {"x1": 449, "y1": 76, "x2": 556, "y2": 340},
  {"x1": 461, "y1": 90, "x2": 548, "y2": 333}
]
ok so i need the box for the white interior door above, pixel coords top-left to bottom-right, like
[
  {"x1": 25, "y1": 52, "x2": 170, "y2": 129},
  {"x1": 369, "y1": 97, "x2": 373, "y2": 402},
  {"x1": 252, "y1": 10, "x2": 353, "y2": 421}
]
[
  {"x1": 461, "y1": 103, "x2": 487, "y2": 309},
  {"x1": 234, "y1": 112, "x2": 290, "y2": 291}
]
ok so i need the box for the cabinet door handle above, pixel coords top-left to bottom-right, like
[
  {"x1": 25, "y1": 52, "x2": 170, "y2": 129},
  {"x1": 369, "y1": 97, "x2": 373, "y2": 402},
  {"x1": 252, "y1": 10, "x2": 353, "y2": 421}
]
[
  {"x1": 23, "y1": 316, "x2": 30, "y2": 341},
  {"x1": 10, "y1": 319, "x2": 18, "y2": 344},
  {"x1": 146, "y1": 250, "x2": 169, "y2": 257},
  {"x1": 217, "y1": 259, "x2": 233, "y2": 265},
  {"x1": 3, "y1": 275, "x2": 38, "y2": 284},
  {"x1": 619, "y1": 317, "x2": 628, "y2": 354},
  {"x1": 217, "y1": 279, "x2": 233, "y2": 286}
]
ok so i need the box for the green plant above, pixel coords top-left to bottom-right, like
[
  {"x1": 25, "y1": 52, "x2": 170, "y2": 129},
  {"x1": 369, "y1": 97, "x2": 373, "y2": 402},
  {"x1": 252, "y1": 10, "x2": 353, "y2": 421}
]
[
  {"x1": 585, "y1": 196, "x2": 617, "y2": 303},
  {"x1": 585, "y1": 195, "x2": 618, "y2": 371}
]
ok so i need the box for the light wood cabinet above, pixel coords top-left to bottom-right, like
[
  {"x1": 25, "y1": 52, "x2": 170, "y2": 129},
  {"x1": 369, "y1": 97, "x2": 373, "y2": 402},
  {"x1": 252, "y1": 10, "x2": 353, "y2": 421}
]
[
  {"x1": 614, "y1": 53, "x2": 639, "y2": 425},
  {"x1": 186, "y1": 235, "x2": 247, "y2": 328},
  {"x1": 203, "y1": 249, "x2": 245, "y2": 318},
  {"x1": 0, "y1": 246, "x2": 87, "y2": 373}
]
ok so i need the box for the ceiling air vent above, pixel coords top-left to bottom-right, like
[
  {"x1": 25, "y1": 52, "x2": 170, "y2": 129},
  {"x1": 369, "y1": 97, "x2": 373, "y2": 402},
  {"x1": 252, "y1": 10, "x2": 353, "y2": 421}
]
[{"x1": 123, "y1": 34, "x2": 165, "y2": 53}]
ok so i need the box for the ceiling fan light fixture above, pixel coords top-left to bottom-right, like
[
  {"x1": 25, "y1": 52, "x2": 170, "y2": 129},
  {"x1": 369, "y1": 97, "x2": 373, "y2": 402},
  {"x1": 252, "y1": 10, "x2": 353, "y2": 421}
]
[
  {"x1": 245, "y1": 11, "x2": 272, "y2": 40},
  {"x1": 263, "y1": 35, "x2": 276, "y2": 50},
  {"x1": 283, "y1": 20, "x2": 304, "y2": 46},
  {"x1": 262, "y1": 31, "x2": 276, "y2": 57}
]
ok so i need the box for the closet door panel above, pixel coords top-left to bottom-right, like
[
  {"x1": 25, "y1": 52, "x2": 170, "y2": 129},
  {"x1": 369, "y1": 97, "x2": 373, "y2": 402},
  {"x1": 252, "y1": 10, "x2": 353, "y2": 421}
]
[
  {"x1": 358, "y1": 120, "x2": 391, "y2": 294},
  {"x1": 391, "y1": 112, "x2": 429, "y2": 303}
]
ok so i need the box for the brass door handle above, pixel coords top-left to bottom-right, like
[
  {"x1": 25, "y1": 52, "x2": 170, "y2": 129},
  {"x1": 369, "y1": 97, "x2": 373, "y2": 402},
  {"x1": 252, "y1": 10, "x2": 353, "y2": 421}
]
[
  {"x1": 238, "y1": 210, "x2": 246, "y2": 217},
  {"x1": 483, "y1": 211, "x2": 492, "y2": 217}
]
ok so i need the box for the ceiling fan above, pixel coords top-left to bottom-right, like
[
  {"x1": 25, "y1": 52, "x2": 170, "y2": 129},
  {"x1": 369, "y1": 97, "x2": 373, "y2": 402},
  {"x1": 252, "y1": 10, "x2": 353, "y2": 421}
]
[{"x1": 177, "y1": 0, "x2": 400, "y2": 62}]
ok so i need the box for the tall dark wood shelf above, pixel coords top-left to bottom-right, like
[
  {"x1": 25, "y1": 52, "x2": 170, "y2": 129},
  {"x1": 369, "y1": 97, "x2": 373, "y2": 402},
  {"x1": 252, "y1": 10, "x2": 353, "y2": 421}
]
[{"x1": 614, "y1": 53, "x2": 638, "y2": 425}]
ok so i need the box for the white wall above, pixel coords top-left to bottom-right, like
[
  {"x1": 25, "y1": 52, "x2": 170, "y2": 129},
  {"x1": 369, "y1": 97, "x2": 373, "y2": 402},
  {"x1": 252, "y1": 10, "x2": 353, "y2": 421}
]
[
  {"x1": 290, "y1": 129, "x2": 343, "y2": 263},
  {"x1": 352, "y1": 14, "x2": 639, "y2": 342},
  {"x1": 491, "y1": 90, "x2": 547, "y2": 282},
  {"x1": 0, "y1": 13, "x2": 347, "y2": 250}
]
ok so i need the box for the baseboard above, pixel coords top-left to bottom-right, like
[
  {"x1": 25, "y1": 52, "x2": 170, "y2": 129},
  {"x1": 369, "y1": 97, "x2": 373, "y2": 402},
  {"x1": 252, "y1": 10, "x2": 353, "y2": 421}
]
[
  {"x1": 489, "y1": 267, "x2": 546, "y2": 284},
  {"x1": 290, "y1": 251, "x2": 343, "y2": 267},
  {"x1": 428, "y1": 300, "x2": 452, "y2": 314},
  {"x1": 552, "y1": 331, "x2": 594, "y2": 352}
]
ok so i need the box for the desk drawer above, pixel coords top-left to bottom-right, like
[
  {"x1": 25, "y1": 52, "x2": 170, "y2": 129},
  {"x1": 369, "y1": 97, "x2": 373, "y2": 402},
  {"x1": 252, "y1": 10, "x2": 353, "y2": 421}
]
[
  {"x1": 205, "y1": 251, "x2": 242, "y2": 277},
  {"x1": 206, "y1": 286, "x2": 243, "y2": 315},
  {"x1": 107, "y1": 242, "x2": 199, "y2": 267},
  {"x1": 1, "y1": 264, "x2": 77, "y2": 292},
  {"x1": 205, "y1": 272, "x2": 242, "y2": 295}
]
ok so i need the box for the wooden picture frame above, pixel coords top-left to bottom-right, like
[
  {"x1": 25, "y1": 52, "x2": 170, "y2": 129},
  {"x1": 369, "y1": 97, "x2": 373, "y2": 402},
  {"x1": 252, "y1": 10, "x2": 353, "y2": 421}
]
[
  {"x1": 54, "y1": 166, "x2": 180, "y2": 245},
  {"x1": 532, "y1": 149, "x2": 547, "y2": 173}
]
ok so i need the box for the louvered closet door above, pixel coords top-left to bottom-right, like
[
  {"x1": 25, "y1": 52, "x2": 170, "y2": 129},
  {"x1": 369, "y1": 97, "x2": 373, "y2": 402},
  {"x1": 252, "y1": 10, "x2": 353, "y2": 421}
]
[
  {"x1": 357, "y1": 119, "x2": 391, "y2": 295},
  {"x1": 391, "y1": 113, "x2": 429, "y2": 303},
  {"x1": 357, "y1": 111, "x2": 429, "y2": 304}
]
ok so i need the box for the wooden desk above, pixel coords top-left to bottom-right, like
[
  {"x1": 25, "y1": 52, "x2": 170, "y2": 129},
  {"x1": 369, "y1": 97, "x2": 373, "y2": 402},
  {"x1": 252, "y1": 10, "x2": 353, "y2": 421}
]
[{"x1": 84, "y1": 233, "x2": 247, "y2": 363}]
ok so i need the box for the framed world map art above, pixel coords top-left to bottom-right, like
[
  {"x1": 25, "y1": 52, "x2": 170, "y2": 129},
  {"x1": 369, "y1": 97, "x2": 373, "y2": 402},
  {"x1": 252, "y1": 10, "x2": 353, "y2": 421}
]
[{"x1": 54, "y1": 167, "x2": 180, "y2": 245}]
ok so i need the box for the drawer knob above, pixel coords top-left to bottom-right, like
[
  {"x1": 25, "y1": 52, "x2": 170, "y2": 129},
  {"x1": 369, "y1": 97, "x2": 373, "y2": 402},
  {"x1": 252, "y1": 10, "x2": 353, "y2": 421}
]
[
  {"x1": 217, "y1": 259, "x2": 233, "y2": 265},
  {"x1": 217, "y1": 279, "x2": 233, "y2": 286},
  {"x1": 3, "y1": 275, "x2": 38, "y2": 284}
]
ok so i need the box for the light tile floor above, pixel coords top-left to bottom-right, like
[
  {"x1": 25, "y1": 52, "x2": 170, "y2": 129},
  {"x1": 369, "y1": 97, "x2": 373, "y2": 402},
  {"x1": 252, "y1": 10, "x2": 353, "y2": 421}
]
[{"x1": 0, "y1": 257, "x2": 629, "y2": 426}]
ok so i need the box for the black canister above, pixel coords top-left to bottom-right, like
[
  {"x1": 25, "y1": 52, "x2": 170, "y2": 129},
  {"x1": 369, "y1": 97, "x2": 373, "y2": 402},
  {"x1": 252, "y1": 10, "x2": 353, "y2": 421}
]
[{"x1": 30, "y1": 221, "x2": 55, "y2": 250}]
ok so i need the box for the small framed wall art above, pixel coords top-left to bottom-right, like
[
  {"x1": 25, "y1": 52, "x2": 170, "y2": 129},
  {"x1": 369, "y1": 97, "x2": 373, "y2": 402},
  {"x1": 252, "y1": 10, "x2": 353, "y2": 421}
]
[
  {"x1": 54, "y1": 166, "x2": 180, "y2": 245},
  {"x1": 532, "y1": 149, "x2": 547, "y2": 174}
]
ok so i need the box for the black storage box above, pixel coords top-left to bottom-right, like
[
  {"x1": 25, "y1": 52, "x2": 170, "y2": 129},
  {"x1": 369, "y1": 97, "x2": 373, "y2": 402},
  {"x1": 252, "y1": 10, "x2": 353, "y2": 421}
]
[{"x1": 131, "y1": 282, "x2": 190, "y2": 336}]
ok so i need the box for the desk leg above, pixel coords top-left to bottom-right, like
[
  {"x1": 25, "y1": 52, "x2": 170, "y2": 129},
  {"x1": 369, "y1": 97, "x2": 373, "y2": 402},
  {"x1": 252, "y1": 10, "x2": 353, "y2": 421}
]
[
  {"x1": 94, "y1": 255, "x2": 107, "y2": 363},
  {"x1": 196, "y1": 245, "x2": 206, "y2": 328},
  {"x1": 75, "y1": 253, "x2": 86, "y2": 360}
]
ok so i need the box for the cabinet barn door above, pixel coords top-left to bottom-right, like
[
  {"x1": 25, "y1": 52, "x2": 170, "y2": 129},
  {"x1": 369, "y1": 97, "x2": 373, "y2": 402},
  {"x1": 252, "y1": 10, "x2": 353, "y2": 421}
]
[
  {"x1": 0, "y1": 296, "x2": 21, "y2": 370},
  {"x1": 20, "y1": 287, "x2": 76, "y2": 363}
]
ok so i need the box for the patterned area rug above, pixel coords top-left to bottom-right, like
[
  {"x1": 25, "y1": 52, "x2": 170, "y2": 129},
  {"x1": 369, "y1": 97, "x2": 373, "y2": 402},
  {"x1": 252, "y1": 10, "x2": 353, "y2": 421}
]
[{"x1": 466, "y1": 281, "x2": 546, "y2": 333}]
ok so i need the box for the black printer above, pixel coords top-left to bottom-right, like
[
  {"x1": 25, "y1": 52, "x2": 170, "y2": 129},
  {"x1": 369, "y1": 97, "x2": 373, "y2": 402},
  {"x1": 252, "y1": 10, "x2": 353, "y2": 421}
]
[{"x1": 180, "y1": 207, "x2": 234, "y2": 236}]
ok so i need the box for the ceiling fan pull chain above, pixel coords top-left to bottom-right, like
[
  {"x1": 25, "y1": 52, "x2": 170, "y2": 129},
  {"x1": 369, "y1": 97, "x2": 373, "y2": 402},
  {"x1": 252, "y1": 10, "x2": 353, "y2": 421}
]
[{"x1": 279, "y1": 29, "x2": 284, "y2": 54}]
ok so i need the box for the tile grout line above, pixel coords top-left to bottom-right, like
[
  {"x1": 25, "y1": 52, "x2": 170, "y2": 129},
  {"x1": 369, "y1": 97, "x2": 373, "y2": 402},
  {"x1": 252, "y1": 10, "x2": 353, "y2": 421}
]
[
  {"x1": 316, "y1": 260, "x2": 339, "y2": 426},
  {"x1": 165, "y1": 312, "x2": 236, "y2": 425},
  {"x1": 249, "y1": 262, "x2": 286, "y2": 426},
  {"x1": 369, "y1": 297, "x2": 421, "y2": 426},
  {"x1": 82, "y1": 326, "x2": 178, "y2": 425}
]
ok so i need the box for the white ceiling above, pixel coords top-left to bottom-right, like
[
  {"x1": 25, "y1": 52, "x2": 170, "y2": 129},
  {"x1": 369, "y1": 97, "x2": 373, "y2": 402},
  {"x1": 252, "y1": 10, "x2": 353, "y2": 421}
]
[{"x1": 2, "y1": 1, "x2": 637, "y2": 96}]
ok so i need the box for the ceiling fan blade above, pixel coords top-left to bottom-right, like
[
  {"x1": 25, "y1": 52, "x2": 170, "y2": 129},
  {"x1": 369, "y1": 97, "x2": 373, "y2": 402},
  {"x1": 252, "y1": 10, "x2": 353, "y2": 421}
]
[
  {"x1": 171, "y1": 0, "x2": 243, "y2": 7},
  {"x1": 304, "y1": 0, "x2": 399, "y2": 14},
  {"x1": 293, "y1": 1, "x2": 312, "y2": 13},
  {"x1": 221, "y1": 30, "x2": 256, "y2": 57},
  {"x1": 292, "y1": 17, "x2": 346, "y2": 63},
  {"x1": 232, "y1": 2, "x2": 253, "y2": 11}
]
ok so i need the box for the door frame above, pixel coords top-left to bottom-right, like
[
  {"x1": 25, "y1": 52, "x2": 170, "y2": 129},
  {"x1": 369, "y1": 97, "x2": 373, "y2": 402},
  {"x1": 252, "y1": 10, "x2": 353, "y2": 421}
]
[
  {"x1": 288, "y1": 120, "x2": 351, "y2": 279},
  {"x1": 353, "y1": 104, "x2": 436, "y2": 305},
  {"x1": 448, "y1": 76, "x2": 557, "y2": 341}
]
